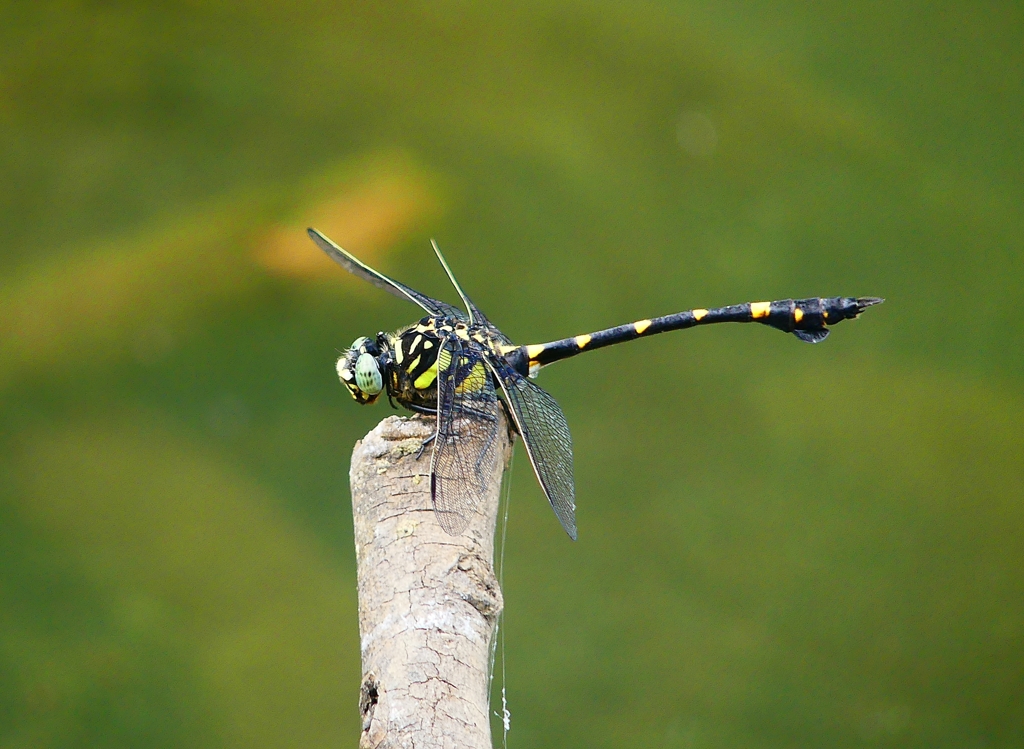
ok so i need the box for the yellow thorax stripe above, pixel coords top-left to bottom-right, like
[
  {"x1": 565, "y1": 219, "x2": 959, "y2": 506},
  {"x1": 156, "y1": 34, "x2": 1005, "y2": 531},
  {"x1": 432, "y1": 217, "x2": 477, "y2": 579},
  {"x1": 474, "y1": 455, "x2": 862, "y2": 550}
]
[
  {"x1": 413, "y1": 361, "x2": 438, "y2": 389},
  {"x1": 455, "y1": 361, "x2": 487, "y2": 394}
]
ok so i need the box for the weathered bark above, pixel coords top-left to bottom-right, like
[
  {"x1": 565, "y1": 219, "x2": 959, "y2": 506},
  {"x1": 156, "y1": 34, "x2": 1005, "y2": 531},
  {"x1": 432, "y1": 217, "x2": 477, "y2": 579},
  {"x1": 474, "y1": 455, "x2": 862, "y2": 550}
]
[{"x1": 350, "y1": 413, "x2": 512, "y2": 749}]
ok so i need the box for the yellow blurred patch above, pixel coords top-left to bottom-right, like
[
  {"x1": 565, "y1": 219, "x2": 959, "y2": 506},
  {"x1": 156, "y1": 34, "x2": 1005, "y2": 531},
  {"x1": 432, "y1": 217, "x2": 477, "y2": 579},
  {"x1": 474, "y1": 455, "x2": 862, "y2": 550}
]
[
  {"x1": 0, "y1": 152, "x2": 447, "y2": 393},
  {"x1": 256, "y1": 152, "x2": 445, "y2": 278}
]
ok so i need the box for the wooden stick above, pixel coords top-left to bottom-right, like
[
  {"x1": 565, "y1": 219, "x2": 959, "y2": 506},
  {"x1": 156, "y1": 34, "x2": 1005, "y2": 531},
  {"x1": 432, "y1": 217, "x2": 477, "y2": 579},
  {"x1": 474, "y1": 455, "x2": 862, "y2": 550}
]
[{"x1": 350, "y1": 413, "x2": 512, "y2": 748}]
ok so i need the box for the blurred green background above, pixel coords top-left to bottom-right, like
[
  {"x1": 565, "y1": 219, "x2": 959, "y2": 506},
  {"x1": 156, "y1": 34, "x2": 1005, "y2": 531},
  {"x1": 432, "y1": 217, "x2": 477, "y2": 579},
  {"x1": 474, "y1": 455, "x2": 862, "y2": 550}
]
[{"x1": 1, "y1": 1, "x2": 1022, "y2": 747}]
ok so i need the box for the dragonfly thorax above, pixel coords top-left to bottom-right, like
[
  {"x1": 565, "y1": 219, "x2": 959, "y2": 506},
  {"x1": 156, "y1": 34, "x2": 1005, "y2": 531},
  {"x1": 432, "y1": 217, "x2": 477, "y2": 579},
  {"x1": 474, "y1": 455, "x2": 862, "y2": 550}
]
[{"x1": 387, "y1": 317, "x2": 453, "y2": 410}]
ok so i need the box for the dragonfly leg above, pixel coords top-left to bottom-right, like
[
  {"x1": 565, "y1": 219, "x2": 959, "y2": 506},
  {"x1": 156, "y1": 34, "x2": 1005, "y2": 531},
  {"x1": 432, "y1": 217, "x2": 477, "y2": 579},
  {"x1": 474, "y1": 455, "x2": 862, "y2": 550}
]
[
  {"x1": 404, "y1": 403, "x2": 438, "y2": 415},
  {"x1": 415, "y1": 433, "x2": 435, "y2": 461}
]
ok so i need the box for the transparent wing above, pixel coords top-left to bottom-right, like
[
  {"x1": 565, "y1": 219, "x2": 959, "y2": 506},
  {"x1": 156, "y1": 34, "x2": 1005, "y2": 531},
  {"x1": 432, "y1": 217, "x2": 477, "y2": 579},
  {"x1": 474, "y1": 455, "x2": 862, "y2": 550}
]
[
  {"x1": 430, "y1": 238, "x2": 488, "y2": 326},
  {"x1": 430, "y1": 337, "x2": 504, "y2": 535},
  {"x1": 485, "y1": 357, "x2": 577, "y2": 540},
  {"x1": 308, "y1": 228, "x2": 467, "y2": 320}
]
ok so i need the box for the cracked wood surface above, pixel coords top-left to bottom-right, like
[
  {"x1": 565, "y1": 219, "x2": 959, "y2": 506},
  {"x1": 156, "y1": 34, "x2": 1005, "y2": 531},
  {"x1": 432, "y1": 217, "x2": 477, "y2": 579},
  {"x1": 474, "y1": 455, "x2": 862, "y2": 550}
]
[{"x1": 351, "y1": 414, "x2": 512, "y2": 748}]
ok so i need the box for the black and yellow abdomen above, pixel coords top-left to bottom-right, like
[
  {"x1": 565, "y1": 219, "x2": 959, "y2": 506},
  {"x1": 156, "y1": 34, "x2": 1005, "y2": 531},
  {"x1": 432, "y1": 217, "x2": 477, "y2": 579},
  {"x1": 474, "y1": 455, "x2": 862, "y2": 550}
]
[{"x1": 516, "y1": 296, "x2": 883, "y2": 373}]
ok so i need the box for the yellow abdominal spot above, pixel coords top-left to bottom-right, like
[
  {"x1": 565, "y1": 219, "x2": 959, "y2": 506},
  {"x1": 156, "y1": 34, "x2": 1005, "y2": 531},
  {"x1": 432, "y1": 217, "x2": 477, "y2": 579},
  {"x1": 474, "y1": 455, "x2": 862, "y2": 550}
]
[
  {"x1": 793, "y1": 307, "x2": 804, "y2": 323},
  {"x1": 526, "y1": 344, "x2": 546, "y2": 361},
  {"x1": 499, "y1": 344, "x2": 519, "y2": 355},
  {"x1": 575, "y1": 334, "x2": 591, "y2": 349},
  {"x1": 750, "y1": 301, "x2": 771, "y2": 319},
  {"x1": 692, "y1": 308, "x2": 708, "y2": 321},
  {"x1": 633, "y1": 319, "x2": 651, "y2": 334}
]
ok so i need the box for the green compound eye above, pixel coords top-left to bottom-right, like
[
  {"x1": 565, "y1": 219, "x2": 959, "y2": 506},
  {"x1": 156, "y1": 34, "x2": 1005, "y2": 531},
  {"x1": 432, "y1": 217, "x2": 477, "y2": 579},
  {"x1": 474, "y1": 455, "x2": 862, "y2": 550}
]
[{"x1": 355, "y1": 353, "x2": 383, "y2": 395}]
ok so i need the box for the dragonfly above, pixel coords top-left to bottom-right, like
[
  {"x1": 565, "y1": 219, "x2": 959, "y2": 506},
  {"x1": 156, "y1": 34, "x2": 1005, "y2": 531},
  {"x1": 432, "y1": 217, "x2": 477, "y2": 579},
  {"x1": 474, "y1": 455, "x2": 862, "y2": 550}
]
[{"x1": 310, "y1": 228, "x2": 882, "y2": 540}]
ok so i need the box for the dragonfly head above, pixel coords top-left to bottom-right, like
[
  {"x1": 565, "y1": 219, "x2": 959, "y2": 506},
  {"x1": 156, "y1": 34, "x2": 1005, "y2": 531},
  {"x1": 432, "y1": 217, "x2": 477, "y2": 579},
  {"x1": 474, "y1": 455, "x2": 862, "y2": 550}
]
[{"x1": 337, "y1": 336, "x2": 387, "y2": 405}]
